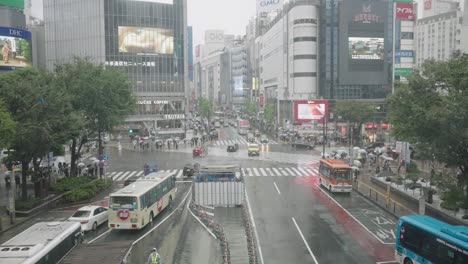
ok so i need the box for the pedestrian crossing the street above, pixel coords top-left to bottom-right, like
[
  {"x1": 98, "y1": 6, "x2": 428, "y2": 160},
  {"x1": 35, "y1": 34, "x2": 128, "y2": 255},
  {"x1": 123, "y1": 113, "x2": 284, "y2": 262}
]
[
  {"x1": 107, "y1": 166, "x2": 319, "y2": 182},
  {"x1": 213, "y1": 138, "x2": 278, "y2": 146}
]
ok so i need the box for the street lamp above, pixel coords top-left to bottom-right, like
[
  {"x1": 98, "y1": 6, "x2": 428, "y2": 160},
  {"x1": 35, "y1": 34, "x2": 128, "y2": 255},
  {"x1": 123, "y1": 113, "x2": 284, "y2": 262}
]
[{"x1": 95, "y1": 118, "x2": 103, "y2": 179}]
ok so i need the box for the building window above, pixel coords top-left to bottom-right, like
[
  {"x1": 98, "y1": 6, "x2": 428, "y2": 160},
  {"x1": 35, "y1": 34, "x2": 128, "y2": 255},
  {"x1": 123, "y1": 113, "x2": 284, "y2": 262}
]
[
  {"x1": 293, "y1": 19, "x2": 317, "y2": 25},
  {"x1": 293, "y1": 54, "x2": 317, "y2": 60},
  {"x1": 293, "y1": 37, "x2": 317, "y2": 42},
  {"x1": 401, "y1": 32, "x2": 414, "y2": 39},
  {"x1": 293, "y1": 72, "x2": 317, "y2": 77}
]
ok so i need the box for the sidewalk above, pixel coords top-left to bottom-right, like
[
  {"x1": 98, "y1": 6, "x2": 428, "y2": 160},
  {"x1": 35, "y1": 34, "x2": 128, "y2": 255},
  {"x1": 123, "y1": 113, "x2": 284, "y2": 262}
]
[{"x1": 356, "y1": 163, "x2": 468, "y2": 225}]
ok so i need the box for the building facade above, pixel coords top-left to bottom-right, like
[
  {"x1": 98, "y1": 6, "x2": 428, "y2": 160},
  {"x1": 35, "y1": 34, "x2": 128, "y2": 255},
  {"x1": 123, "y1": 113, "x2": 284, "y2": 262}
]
[
  {"x1": 44, "y1": 0, "x2": 188, "y2": 137},
  {"x1": 394, "y1": 0, "x2": 416, "y2": 83},
  {"x1": 421, "y1": 0, "x2": 462, "y2": 18},
  {"x1": 259, "y1": 0, "x2": 320, "y2": 127},
  {"x1": 231, "y1": 42, "x2": 250, "y2": 109}
]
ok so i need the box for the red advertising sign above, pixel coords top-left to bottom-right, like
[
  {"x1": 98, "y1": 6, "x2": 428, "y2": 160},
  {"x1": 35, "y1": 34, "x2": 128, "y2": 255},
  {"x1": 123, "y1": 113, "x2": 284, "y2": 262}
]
[
  {"x1": 424, "y1": 0, "x2": 432, "y2": 10},
  {"x1": 239, "y1": 120, "x2": 250, "y2": 128},
  {"x1": 294, "y1": 100, "x2": 329, "y2": 123},
  {"x1": 259, "y1": 94, "x2": 264, "y2": 108},
  {"x1": 117, "y1": 210, "x2": 130, "y2": 221},
  {"x1": 396, "y1": 2, "x2": 414, "y2": 20}
]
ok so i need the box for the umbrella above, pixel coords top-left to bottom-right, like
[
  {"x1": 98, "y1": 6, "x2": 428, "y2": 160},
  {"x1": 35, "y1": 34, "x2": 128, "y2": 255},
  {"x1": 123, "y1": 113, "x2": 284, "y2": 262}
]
[
  {"x1": 353, "y1": 146, "x2": 360, "y2": 150},
  {"x1": 353, "y1": 160, "x2": 362, "y2": 167},
  {"x1": 368, "y1": 153, "x2": 376, "y2": 158},
  {"x1": 383, "y1": 156, "x2": 394, "y2": 161},
  {"x1": 358, "y1": 149, "x2": 367, "y2": 154},
  {"x1": 90, "y1": 157, "x2": 98, "y2": 161},
  {"x1": 351, "y1": 166, "x2": 360, "y2": 171},
  {"x1": 78, "y1": 162, "x2": 85, "y2": 167}
]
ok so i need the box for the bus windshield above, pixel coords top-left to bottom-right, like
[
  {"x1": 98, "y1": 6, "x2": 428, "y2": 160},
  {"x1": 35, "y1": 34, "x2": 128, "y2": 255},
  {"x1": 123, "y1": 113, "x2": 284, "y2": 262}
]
[
  {"x1": 333, "y1": 169, "x2": 351, "y2": 180},
  {"x1": 110, "y1": 196, "x2": 137, "y2": 209}
]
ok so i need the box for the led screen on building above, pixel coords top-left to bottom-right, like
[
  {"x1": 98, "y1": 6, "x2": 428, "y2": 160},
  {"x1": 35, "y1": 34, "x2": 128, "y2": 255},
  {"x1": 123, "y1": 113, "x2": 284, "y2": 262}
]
[
  {"x1": 118, "y1": 26, "x2": 174, "y2": 55},
  {"x1": 0, "y1": 27, "x2": 32, "y2": 70},
  {"x1": 349, "y1": 37, "x2": 384, "y2": 60},
  {"x1": 294, "y1": 100, "x2": 329, "y2": 123},
  {"x1": 0, "y1": 0, "x2": 24, "y2": 9},
  {"x1": 339, "y1": 0, "x2": 390, "y2": 85}
]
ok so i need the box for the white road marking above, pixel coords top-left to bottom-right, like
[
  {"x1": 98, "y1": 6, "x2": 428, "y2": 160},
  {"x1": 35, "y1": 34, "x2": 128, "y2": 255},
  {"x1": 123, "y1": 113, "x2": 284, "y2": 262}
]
[
  {"x1": 123, "y1": 171, "x2": 137, "y2": 181},
  {"x1": 136, "y1": 171, "x2": 144, "y2": 177},
  {"x1": 292, "y1": 217, "x2": 320, "y2": 264},
  {"x1": 176, "y1": 170, "x2": 183, "y2": 178},
  {"x1": 259, "y1": 168, "x2": 267, "y2": 176},
  {"x1": 265, "y1": 168, "x2": 273, "y2": 176},
  {"x1": 272, "y1": 168, "x2": 280, "y2": 176},
  {"x1": 253, "y1": 168, "x2": 260, "y2": 177},
  {"x1": 296, "y1": 168, "x2": 308, "y2": 175},
  {"x1": 285, "y1": 168, "x2": 295, "y2": 176},
  {"x1": 245, "y1": 190, "x2": 265, "y2": 264},
  {"x1": 314, "y1": 183, "x2": 394, "y2": 245},
  {"x1": 291, "y1": 168, "x2": 303, "y2": 176},
  {"x1": 273, "y1": 182, "x2": 281, "y2": 195},
  {"x1": 188, "y1": 191, "x2": 217, "y2": 239},
  {"x1": 113, "y1": 172, "x2": 126, "y2": 181},
  {"x1": 305, "y1": 169, "x2": 315, "y2": 176}
]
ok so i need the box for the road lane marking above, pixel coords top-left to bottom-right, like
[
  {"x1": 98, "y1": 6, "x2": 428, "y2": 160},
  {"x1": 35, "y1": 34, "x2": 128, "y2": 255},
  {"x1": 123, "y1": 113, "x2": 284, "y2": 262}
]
[
  {"x1": 292, "y1": 217, "x2": 320, "y2": 264},
  {"x1": 285, "y1": 168, "x2": 295, "y2": 176},
  {"x1": 305, "y1": 168, "x2": 315, "y2": 176},
  {"x1": 136, "y1": 171, "x2": 144, "y2": 176},
  {"x1": 112, "y1": 172, "x2": 123, "y2": 180},
  {"x1": 253, "y1": 168, "x2": 260, "y2": 176},
  {"x1": 176, "y1": 170, "x2": 183, "y2": 178},
  {"x1": 259, "y1": 168, "x2": 267, "y2": 176},
  {"x1": 297, "y1": 167, "x2": 308, "y2": 175},
  {"x1": 314, "y1": 183, "x2": 394, "y2": 245},
  {"x1": 188, "y1": 194, "x2": 217, "y2": 239},
  {"x1": 273, "y1": 182, "x2": 281, "y2": 195},
  {"x1": 124, "y1": 171, "x2": 137, "y2": 180},
  {"x1": 272, "y1": 168, "x2": 280, "y2": 176},
  {"x1": 245, "y1": 190, "x2": 265, "y2": 264},
  {"x1": 116, "y1": 171, "x2": 131, "y2": 181},
  {"x1": 291, "y1": 168, "x2": 303, "y2": 176}
]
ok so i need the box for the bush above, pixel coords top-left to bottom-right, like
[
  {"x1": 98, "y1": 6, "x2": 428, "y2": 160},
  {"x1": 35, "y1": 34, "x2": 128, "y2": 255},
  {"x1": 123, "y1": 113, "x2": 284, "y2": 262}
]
[
  {"x1": 50, "y1": 176, "x2": 94, "y2": 193},
  {"x1": 441, "y1": 201, "x2": 459, "y2": 211},
  {"x1": 15, "y1": 197, "x2": 43, "y2": 211},
  {"x1": 62, "y1": 180, "x2": 111, "y2": 203}
]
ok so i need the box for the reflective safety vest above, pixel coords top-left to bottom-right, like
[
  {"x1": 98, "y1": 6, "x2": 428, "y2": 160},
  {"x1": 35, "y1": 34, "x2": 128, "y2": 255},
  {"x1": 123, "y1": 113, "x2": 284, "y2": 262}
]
[{"x1": 150, "y1": 253, "x2": 159, "y2": 264}]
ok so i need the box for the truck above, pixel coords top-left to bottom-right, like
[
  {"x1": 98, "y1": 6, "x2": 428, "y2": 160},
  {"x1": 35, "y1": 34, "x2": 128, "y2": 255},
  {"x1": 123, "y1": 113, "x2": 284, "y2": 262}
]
[
  {"x1": 237, "y1": 119, "x2": 250, "y2": 135},
  {"x1": 247, "y1": 143, "x2": 260, "y2": 156}
]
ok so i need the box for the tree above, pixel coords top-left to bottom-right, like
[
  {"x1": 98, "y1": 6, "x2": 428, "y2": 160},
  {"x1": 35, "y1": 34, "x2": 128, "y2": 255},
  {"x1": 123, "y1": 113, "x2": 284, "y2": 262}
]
[
  {"x1": 199, "y1": 97, "x2": 213, "y2": 122},
  {"x1": 0, "y1": 68, "x2": 73, "y2": 199},
  {"x1": 54, "y1": 58, "x2": 136, "y2": 176},
  {"x1": 388, "y1": 54, "x2": 468, "y2": 208},
  {"x1": 244, "y1": 101, "x2": 257, "y2": 117},
  {"x1": 335, "y1": 101, "x2": 374, "y2": 146},
  {"x1": 264, "y1": 103, "x2": 275, "y2": 125},
  {"x1": 0, "y1": 100, "x2": 15, "y2": 149}
]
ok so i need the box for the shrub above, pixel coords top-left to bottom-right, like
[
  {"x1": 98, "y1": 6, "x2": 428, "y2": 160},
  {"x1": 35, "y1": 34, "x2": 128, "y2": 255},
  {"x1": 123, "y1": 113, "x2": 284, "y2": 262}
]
[
  {"x1": 50, "y1": 176, "x2": 94, "y2": 193},
  {"x1": 15, "y1": 197, "x2": 43, "y2": 211},
  {"x1": 62, "y1": 180, "x2": 111, "y2": 203}
]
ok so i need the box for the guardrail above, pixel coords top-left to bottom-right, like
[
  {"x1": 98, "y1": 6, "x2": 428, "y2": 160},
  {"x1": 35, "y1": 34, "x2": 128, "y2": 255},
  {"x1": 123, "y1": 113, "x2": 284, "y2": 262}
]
[{"x1": 353, "y1": 180, "x2": 416, "y2": 217}]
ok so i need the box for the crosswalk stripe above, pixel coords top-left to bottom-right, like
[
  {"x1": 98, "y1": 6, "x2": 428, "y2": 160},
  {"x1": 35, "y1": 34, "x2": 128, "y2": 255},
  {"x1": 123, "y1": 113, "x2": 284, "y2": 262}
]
[
  {"x1": 259, "y1": 168, "x2": 267, "y2": 176},
  {"x1": 272, "y1": 168, "x2": 280, "y2": 176},
  {"x1": 291, "y1": 168, "x2": 303, "y2": 176},
  {"x1": 296, "y1": 168, "x2": 308, "y2": 175},
  {"x1": 112, "y1": 172, "x2": 123, "y2": 180},
  {"x1": 265, "y1": 168, "x2": 273, "y2": 176},
  {"x1": 136, "y1": 171, "x2": 144, "y2": 177},
  {"x1": 176, "y1": 170, "x2": 183, "y2": 178},
  {"x1": 311, "y1": 168, "x2": 319, "y2": 175},
  {"x1": 115, "y1": 171, "x2": 130, "y2": 181},
  {"x1": 253, "y1": 168, "x2": 260, "y2": 177},
  {"x1": 305, "y1": 169, "x2": 315, "y2": 175},
  {"x1": 110, "y1": 172, "x2": 117, "y2": 176},
  {"x1": 170, "y1": 169, "x2": 178, "y2": 176},
  {"x1": 247, "y1": 168, "x2": 253, "y2": 177},
  {"x1": 123, "y1": 171, "x2": 137, "y2": 181},
  {"x1": 285, "y1": 168, "x2": 295, "y2": 176}
]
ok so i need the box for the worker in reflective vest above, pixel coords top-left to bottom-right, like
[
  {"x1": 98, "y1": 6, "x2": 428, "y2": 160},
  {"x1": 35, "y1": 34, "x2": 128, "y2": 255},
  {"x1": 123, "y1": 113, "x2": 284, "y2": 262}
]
[{"x1": 147, "y1": 248, "x2": 161, "y2": 264}]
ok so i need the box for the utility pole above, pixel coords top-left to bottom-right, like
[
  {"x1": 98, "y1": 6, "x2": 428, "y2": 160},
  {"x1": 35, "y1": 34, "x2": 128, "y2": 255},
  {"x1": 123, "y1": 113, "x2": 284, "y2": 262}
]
[{"x1": 322, "y1": 116, "x2": 326, "y2": 158}]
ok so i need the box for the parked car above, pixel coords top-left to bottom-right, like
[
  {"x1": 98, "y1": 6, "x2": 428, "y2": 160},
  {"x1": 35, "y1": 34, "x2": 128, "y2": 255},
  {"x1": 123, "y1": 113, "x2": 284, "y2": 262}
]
[
  {"x1": 68, "y1": 205, "x2": 108, "y2": 232},
  {"x1": 183, "y1": 163, "x2": 195, "y2": 177},
  {"x1": 227, "y1": 143, "x2": 239, "y2": 152},
  {"x1": 254, "y1": 130, "x2": 261, "y2": 137},
  {"x1": 291, "y1": 141, "x2": 315, "y2": 150},
  {"x1": 193, "y1": 145, "x2": 206, "y2": 157}
]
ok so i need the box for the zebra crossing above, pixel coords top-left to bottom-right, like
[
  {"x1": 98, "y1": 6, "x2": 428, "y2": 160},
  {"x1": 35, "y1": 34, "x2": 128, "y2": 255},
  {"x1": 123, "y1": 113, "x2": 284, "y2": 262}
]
[
  {"x1": 213, "y1": 138, "x2": 278, "y2": 146},
  {"x1": 107, "y1": 166, "x2": 319, "y2": 182}
]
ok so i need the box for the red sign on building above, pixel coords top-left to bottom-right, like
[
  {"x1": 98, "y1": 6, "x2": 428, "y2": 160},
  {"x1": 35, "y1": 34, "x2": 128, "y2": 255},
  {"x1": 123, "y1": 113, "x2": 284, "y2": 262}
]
[
  {"x1": 396, "y1": 2, "x2": 414, "y2": 20},
  {"x1": 259, "y1": 94, "x2": 264, "y2": 108},
  {"x1": 424, "y1": 0, "x2": 432, "y2": 10},
  {"x1": 293, "y1": 100, "x2": 329, "y2": 123}
]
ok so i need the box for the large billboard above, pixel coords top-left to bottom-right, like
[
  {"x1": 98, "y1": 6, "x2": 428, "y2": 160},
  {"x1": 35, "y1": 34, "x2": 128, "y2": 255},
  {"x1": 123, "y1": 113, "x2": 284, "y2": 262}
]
[
  {"x1": 256, "y1": 0, "x2": 283, "y2": 14},
  {"x1": 339, "y1": 0, "x2": 390, "y2": 85},
  {"x1": 0, "y1": 27, "x2": 32, "y2": 70},
  {"x1": 118, "y1": 26, "x2": 174, "y2": 55},
  {"x1": 294, "y1": 100, "x2": 329, "y2": 123},
  {"x1": 396, "y1": 2, "x2": 414, "y2": 20},
  {"x1": 0, "y1": 0, "x2": 24, "y2": 9}
]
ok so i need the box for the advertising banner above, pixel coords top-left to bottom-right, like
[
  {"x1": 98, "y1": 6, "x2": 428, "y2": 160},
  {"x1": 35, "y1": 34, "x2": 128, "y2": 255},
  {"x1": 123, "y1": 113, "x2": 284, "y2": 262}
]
[
  {"x1": 259, "y1": 94, "x2": 264, "y2": 108},
  {"x1": 424, "y1": 0, "x2": 432, "y2": 10},
  {"x1": 256, "y1": 0, "x2": 283, "y2": 14},
  {"x1": 233, "y1": 76, "x2": 243, "y2": 90},
  {"x1": 395, "y1": 68, "x2": 413, "y2": 76},
  {"x1": 0, "y1": 0, "x2": 24, "y2": 9},
  {"x1": 118, "y1": 26, "x2": 174, "y2": 55},
  {"x1": 294, "y1": 100, "x2": 329, "y2": 123},
  {"x1": 205, "y1": 30, "x2": 224, "y2": 44},
  {"x1": 395, "y1": 50, "x2": 414, "y2": 58},
  {"x1": 349, "y1": 37, "x2": 384, "y2": 60},
  {"x1": 0, "y1": 27, "x2": 32, "y2": 70},
  {"x1": 396, "y1": 2, "x2": 414, "y2": 20}
]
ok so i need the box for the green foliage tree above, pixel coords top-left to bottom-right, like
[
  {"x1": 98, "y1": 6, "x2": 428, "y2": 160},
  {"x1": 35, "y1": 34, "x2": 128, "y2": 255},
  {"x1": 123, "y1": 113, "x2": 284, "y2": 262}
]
[
  {"x1": 199, "y1": 97, "x2": 213, "y2": 123},
  {"x1": 335, "y1": 101, "x2": 374, "y2": 145},
  {"x1": 388, "y1": 54, "x2": 468, "y2": 208},
  {"x1": 0, "y1": 68, "x2": 73, "y2": 199},
  {"x1": 264, "y1": 103, "x2": 275, "y2": 125},
  {"x1": 0, "y1": 100, "x2": 15, "y2": 149},
  {"x1": 244, "y1": 101, "x2": 257, "y2": 117},
  {"x1": 54, "y1": 58, "x2": 136, "y2": 176}
]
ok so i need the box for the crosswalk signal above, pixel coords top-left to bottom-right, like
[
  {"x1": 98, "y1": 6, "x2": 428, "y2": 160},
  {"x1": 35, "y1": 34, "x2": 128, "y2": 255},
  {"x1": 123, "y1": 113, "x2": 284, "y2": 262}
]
[{"x1": 128, "y1": 129, "x2": 133, "y2": 133}]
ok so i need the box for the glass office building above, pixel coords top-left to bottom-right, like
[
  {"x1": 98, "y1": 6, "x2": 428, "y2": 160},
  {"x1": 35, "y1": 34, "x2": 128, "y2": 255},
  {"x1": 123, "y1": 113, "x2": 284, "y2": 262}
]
[{"x1": 45, "y1": 0, "x2": 188, "y2": 137}]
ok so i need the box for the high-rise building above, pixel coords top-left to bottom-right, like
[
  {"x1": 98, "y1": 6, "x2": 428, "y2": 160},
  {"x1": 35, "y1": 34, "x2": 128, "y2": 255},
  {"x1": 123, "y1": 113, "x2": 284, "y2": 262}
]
[
  {"x1": 421, "y1": 0, "x2": 461, "y2": 18},
  {"x1": 394, "y1": 0, "x2": 416, "y2": 83},
  {"x1": 44, "y1": 0, "x2": 188, "y2": 137},
  {"x1": 231, "y1": 40, "x2": 249, "y2": 109}
]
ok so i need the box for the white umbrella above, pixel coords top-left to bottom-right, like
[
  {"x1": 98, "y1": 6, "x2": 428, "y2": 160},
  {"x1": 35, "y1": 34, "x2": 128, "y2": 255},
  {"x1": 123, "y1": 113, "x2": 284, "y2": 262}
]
[
  {"x1": 368, "y1": 153, "x2": 376, "y2": 158},
  {"x1": 90, "y1": 157, "x2": 98, "y2": 161},
  {"x1": 353, "y1": 146, "x2": 360, "y2": 150},
  {"x1": 383, "y1": 156, "x2": 394, "y2": 161},
  {"x1": 353, "y1": 160, "x2": 362, "y2": 167},
  {"x1": 351, "y1": 166, "x2": 360, "y2": 171},
  {"x1": 358, "y1": 149, "x2": 367, "y2": 154},
  {"x1": 78, "y1": 162, "x2": 85, "y2": 167}
]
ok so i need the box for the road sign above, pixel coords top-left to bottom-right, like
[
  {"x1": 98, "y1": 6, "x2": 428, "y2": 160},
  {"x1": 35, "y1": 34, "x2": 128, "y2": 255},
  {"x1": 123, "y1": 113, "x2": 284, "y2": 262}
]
[
  {"x1": 102, "y1": 155, "x2": 109, "y2": 161},
  {"x1": 104, "y1": 161, "x2": 109, "y2": 167}
]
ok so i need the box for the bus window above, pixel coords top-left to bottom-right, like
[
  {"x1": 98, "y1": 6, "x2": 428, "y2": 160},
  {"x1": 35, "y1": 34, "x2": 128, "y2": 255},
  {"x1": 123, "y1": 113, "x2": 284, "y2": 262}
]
[
  {"x1": 333, "y1": 169, "x2": 351, "y2": 180},
  {"x1": 110, "y1": 196, "x2": 137, "y2": 209}
]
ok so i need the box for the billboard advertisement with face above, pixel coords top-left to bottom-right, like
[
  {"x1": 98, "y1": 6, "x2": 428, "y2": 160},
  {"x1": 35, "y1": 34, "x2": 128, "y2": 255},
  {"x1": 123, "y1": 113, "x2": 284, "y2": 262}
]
[
  {"x1": 339, "y1": 0, "x2": 390, "y2": 85},
  {"x1": 294, "y1": 100, "x2": 329, "y2": 123},
  {"x1": 0, "y1": 27, "x2": 32, "y2": 70},
  {"x1": 118, "y1": 26, "x2": 174, "y2": 55}
]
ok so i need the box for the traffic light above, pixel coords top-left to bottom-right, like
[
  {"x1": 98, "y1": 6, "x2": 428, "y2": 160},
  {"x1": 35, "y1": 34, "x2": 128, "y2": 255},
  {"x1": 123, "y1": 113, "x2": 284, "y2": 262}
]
[{"x1": 128, "y1": 129, "x2": 133, "y2": 133}]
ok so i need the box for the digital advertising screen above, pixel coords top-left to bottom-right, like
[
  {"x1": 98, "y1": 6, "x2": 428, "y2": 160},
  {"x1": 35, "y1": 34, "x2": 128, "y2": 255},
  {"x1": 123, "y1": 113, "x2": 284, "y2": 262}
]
[
  {"x1": 349, "y1": 37, "x2": 384, "y2": 60},
  {"x1": 0, "y1": 27, "x2": 32, "y2": 70},
  {"x1": 118, "y1": 26, "x2": 174, "y2": 55},
  {"x1": 294, "y1": 100, "x2": 329, "y2": 123}
]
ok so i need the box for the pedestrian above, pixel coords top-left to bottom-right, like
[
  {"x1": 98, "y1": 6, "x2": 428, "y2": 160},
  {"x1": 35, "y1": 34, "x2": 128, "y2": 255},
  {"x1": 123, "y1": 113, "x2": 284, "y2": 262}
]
[
  {"x1": 147, "y1": 248, "x2": 161, "y2": 264},
  {"x1": 4, "y1": 174, "x2": 11, "y2": 188},
  {"x1": 133, "y1": 139, "x2": 137, "y2": 150},
  {"x1": 58, "y1": 162, "x2": 63, "y2": 176}
]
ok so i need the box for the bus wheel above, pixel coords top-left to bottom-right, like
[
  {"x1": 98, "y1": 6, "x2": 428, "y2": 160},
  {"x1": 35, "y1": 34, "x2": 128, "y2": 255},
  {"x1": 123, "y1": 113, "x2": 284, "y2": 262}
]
[
  {"x1": 149, "y1": 212, "x2": 154, "y2": 223},
  {"x1": 403, "y1": 258, "x2": 413, "y2": 264}
]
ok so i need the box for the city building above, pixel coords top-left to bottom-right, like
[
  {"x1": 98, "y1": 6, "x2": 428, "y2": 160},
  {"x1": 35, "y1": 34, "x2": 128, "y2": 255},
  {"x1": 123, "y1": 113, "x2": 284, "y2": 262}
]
[
  {"x1": 44, "y1": 0, "x2": 188, "y2": 138},
  {"x1": 230, "y1": 39, "x2": 250, "y2": 109},
  {"x1": 421, "y1": 0, "x2": 462, "y2": 18},
  {"x1": 394, "y1": 0, "x2": 416, "y2": 83},
  {"x1": 258, "y1": 0, "x2": 320, "y2": 128},
  {"x1": 415, "y1": 2, "x2": 466, "y2": 67}
]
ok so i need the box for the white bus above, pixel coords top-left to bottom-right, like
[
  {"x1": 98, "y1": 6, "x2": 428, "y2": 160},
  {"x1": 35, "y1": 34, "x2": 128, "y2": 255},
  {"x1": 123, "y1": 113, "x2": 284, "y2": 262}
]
[
  {"x1": 0, "y1": 221, "x2": 82, "y2": 264},
  {"x1": 108, "y1": 171, "x2": 177, "y2": 230}
]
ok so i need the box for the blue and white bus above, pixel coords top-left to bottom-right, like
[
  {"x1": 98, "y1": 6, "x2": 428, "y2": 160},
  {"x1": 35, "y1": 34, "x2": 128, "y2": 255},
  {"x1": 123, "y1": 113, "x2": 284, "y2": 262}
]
[{"x1": 395, "y1": 215, "x2": 468, "y2": 264}]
